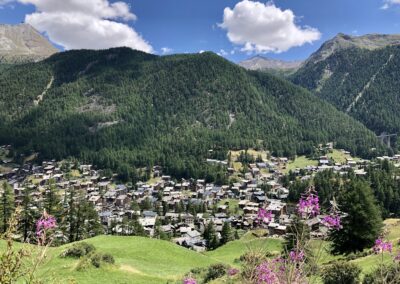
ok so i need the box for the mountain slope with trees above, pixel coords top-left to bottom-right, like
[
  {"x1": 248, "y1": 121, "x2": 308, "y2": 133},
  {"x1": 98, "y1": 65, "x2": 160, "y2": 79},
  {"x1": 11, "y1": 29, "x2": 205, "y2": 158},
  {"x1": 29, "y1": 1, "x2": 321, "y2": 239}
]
[
  {"x1": 0, "y1": 47, "x2": 385, "y2": 181},
  {"x1": 292, "y1": 34, "x2": 400, "y2": 151}
]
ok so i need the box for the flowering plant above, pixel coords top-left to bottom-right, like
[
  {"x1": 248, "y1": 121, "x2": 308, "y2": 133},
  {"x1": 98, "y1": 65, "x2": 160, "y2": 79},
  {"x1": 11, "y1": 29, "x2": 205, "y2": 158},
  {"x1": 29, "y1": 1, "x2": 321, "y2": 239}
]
[
  {"x1": 257, "y1": 208, "x2": 273, "y2": 225},
  {"x1": 36, "y1": 211, "x2": 57, "y2": 246}
]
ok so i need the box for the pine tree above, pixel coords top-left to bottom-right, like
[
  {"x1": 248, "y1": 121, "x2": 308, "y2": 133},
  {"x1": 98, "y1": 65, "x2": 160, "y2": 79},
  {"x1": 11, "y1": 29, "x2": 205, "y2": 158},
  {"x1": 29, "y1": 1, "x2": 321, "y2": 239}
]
[
  {"x1": 20, "y1": 187, "x2": 36, "y2": 241},
  {"x1": 221, "y1": 222, "x2": 233, "y2": 245},
  {"x1": 0, "y1": 181, "x2": 14, "y2": 233},
  {"x1": 44, "y1": 180, "x2": 61, "y2": 217},
  {"x1": 204, "y1": 221, "x2": 219, "y2": 250},
  {"x1": 330, "y1": 180, "x2": 383, "y2": 254}
]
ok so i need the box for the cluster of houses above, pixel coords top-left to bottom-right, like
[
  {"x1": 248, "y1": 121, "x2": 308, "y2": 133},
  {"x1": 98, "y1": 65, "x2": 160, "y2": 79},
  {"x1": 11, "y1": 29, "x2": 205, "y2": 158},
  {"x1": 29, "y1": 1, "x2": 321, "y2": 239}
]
[{"x1": 1, "y1": 144, "x2": 399, "y2": 251}]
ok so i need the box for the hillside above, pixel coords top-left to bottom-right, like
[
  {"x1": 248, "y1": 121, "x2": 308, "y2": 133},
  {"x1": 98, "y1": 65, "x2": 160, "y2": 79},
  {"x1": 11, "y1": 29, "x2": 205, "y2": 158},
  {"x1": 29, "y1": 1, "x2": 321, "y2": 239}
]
[
  {"x1": 292, "y1": 36, "x2": 400, "y2": 150},
  {"x1": 3, "y1": 219, "x2": 399, "y2": 283},
  {"x1": 0, "y1": 47, "x2": 385, "y2": 179},
  {"x1": 0, "y1": 23, "x2": 58, "y2": 64}
]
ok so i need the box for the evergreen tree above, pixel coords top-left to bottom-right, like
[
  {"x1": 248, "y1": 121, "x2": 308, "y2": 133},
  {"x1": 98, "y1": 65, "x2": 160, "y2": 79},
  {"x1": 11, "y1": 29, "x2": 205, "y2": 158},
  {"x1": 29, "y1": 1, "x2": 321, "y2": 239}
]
[
  {"x1": 221, "y1": 222, "x2": 233, "y2": 245},
  {"x1": 43, "y1": 180, "x2": 61, "y2": 217},
  {"x1": 203, "y1": 221, "x2": 219, "y2": 250},
  {"x1": 330, "y1": 180, "x2": 383, "y2": 254},
  {"x1": 0, "y1": 181, "x2": 14, "y2": 233},
  {"x1": 20, "y1": 187, "x2": 36, "y2": 241}
]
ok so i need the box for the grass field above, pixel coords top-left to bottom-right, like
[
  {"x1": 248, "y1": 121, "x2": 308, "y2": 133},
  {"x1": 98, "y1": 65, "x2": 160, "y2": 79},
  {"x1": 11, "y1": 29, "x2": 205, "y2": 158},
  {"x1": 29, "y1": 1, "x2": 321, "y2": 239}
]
[
  {"x1": 327, "y1": 149, "x2": 360, "y2": 164},
  {"x1": 2, "y1": 219, "x2": 399, "y2": 283},
  {"x1": 4, "y1": 236, "x2": 218, "y2": 284},
  {"x1": 283, "y1": 156, "x2": 318, "y2": 173}
]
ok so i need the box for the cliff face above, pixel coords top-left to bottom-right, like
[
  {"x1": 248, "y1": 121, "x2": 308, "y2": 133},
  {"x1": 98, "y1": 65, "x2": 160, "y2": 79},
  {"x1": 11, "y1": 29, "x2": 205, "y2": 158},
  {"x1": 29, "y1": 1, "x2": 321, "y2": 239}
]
[{"x1": 0, "y1": 23, "x2": 58, "y2": 63}]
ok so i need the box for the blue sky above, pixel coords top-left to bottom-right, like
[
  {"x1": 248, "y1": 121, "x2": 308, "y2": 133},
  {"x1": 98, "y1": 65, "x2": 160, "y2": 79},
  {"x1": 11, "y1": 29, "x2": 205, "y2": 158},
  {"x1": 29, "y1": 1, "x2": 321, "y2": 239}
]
[{"x1": 1, "y1": 0, "x2": 400, "y2": 62}]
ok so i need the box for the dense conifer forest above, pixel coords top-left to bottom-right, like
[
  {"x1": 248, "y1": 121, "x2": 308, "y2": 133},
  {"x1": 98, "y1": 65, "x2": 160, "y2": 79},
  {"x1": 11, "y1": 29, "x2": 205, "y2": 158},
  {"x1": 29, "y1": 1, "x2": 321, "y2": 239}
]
[
  {"x1": 292, "y1": 45, "x2": 400, "y2": 151},
  {"x1": 0, "y1": 48, "x2": 385, "y2": 181}
]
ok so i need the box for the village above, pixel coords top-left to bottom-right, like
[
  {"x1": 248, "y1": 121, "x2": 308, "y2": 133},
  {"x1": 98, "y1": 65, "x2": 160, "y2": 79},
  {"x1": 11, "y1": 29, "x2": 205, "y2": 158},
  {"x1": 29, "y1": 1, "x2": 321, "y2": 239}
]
[{"x1": 1, "y1": 144, "x2": 400, "y2": 252}]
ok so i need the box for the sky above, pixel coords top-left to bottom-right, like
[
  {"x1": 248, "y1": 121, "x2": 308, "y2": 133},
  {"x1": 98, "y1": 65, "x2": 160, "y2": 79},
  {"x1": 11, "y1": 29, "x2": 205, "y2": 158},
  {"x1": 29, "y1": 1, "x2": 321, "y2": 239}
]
[{"x1": 1, "y1": 0, "x2": 400, "y2": 62}]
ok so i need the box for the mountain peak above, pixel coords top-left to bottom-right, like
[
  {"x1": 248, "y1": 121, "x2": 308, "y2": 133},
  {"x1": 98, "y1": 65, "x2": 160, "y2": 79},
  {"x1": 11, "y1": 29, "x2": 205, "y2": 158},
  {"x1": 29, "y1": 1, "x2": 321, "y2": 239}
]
[
  {"x1": 238, "y1": 55, "x2": 303, "y2": 72},
  {"x1": 307, "y1": 32, "x2": 400, "y2": 64},
  {"x1": 0, "y1": 23, "x2": 59, "y2": 64}
]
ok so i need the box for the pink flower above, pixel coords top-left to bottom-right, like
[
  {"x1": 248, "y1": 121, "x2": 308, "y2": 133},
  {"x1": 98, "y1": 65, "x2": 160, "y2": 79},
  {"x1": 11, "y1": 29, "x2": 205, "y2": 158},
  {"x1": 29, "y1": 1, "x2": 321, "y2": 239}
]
[
  {"x1": 183, "y1": 277, "x2": 197, "y2": 284},
  {"x1": 228, "y1": 268, "x2": 239, "y2": 276},
  {"x1": 257, "y1": 208, "x2": 273, "y2": 224},
  {"x1": 373, "y1": 238, "x2": 392, "y2": 254},
  {"x1": 289, "y1": 250, "x2": 305, "y2": 263},
  {"x1": 256, "y1": 261, "x2": 277, "y2": 284},
  {"x1": 322, "y1": 214, "x2": 342, "y2": 230},
  {"x1": 36, "y1": 214, "x2": 57, "y2": 237},
  {"x1": 297, "y1": 192, "x2": 320, "y2": 218}
]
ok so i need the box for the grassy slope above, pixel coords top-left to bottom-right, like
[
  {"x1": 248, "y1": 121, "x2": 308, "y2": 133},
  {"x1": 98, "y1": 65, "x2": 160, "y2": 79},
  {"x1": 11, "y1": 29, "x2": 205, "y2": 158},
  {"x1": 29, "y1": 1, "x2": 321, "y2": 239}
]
[
  {"x1": 3, "y1": 236, "x2": 217, "y2": 284},
  {"x1": 283, "y1": 156, "x2": 318, "y2": 173},
  {"x1": 2, "y1": 219, "x2": 399, "y2": 283}
]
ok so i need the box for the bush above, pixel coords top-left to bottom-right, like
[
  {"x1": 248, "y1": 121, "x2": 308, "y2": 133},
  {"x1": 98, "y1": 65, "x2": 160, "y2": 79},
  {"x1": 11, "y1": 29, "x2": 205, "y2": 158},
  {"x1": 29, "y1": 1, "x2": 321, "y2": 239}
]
[
  {"x1": 90, "y1": 253, "x2": 102, "y2": 268},
  {"x1": 322, "y1": 261, "x2": 361, "y2": 284},
  {"x1": 204, "y1": 263, "x2": 227, "y2": 283},
  {"x1": 240, "y1": 250, "x2": 268, "y2": 283},
  {"x1": 61, "y1": 242, "x2": 96, "y2": 258},
  {"x1": 363, "y1": 264, "x2": 400, "y2": 284},
  {"x1": 101, "y1": 253, "x2": 115, "y2": 264}
]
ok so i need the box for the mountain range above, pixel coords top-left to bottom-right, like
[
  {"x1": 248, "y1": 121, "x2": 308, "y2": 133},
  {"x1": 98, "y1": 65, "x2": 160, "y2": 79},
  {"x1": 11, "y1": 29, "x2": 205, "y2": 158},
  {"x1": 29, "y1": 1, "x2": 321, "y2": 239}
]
[
  {"x1": 238, "y1": 55, "x2": 303, "y2": 72},
  {"x1": 292, "y1": 33, "x2": 400, "y2": 146},
  {"x1": 2, "y1": 26, "x2": 400, "y2": 179},
  {"x1": 0, "y1": 47, "x2": 383, "y2": 180}
]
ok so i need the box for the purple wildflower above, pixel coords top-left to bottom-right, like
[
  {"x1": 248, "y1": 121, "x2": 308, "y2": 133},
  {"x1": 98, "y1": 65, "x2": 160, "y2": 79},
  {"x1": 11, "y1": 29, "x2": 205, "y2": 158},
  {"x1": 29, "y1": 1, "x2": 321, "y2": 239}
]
[
  {"x1": 36, "y1": 211, "x2": 57, "y2": 245},
  {"x1": 289, "y1": 250, "x2": 305, "y2": 263},
  {"x1": 183, "y1": 277, "x2": 197, "y2": 284},
  {"x1": 297, "y1": 191, "x2": 320, "y2": 218},
  {"x1": 322, "y1": 214, "x2": 342, "y2": 230},
  {"x1": 228, "y1": 268, "x2": 239, "y2": 276},
  {"x1": 373, "y1": 238, "x2": 392, "y2": 254},
  {"x1": 256, "y1": 261, "x2": 277, "y2": 284},
  {"x1": 257, "y1": 208, "x2": 273, "y2": 224},
  {"x1": 36, "y1": 214, "x2": 57, "y2": 237}
]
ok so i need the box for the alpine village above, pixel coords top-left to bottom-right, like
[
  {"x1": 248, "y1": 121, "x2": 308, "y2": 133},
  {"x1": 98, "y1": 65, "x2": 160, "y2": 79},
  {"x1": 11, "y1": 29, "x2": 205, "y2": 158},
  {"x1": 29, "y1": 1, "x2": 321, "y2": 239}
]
[{"x1": 2, "y1": 1, "x2": 400, "y2": 284}]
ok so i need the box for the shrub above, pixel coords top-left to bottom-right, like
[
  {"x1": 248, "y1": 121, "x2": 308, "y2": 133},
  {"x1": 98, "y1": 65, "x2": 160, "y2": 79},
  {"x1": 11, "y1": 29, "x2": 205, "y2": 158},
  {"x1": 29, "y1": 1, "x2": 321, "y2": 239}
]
[
  {"x1": 61, "y1": 242, "x2": 96, "y2": 258},
  {"x1": 362, "y1": 264, "x2": 400, "y2": 284},
  {"x1": 204, "y1": 263, "x2": 227, "y2": 283},
  {"x1": 322, "y1": 261, "x2": 361, "y2": 284},
  {"x1": 90, "y1": 253, "x2": 102, "y2": 268},
  {"x1": 101, "y1": 253, "x2": 115, "y2": 264},
  {"x1": 240, "y1": 250, "x2": 268, "y2": 283}
]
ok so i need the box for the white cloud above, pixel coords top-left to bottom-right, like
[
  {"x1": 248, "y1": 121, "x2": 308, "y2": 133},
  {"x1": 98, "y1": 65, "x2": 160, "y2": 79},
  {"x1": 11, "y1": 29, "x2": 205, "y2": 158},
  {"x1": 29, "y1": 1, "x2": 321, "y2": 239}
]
[
  {"x1": 218, "y1": 49, "x2": 228, "y2": 56},
  {"x1": 219, "y1": 0, "x2": 321, "y2": 53},
  {"x1": 199, "y1": 50, "x2": 205, "y2": 54},
  {"x1": 381, "y1": 0, "x2": 400, "y2": 9},
  {"x1": 161, "y1": 47, "x2": 173, "y2": 54},
  {"x1": 17, "y1": 0, "x2": 153, "y2": 52}
]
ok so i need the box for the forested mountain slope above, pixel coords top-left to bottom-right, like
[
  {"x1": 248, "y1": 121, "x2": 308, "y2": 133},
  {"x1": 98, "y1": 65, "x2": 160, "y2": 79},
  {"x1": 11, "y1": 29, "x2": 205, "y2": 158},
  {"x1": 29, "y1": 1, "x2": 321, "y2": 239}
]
[
  {"x1": 292, "y1": 40, "x2": 400, "y2": 148},
  {"x1": 0, "y1": 48, "x2": 385, "y2": 180}
]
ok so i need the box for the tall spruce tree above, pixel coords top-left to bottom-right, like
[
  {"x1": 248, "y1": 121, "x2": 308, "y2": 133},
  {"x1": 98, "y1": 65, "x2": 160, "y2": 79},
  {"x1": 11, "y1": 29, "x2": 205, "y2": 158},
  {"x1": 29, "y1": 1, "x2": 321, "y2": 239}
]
[
  {"x1": 330, "y1": 180, "x2": 383, "y2": 254},
  {"x1": 0, "y1": 181, "x2": 14, "y2": 233},
  {"x1": 221, "y1": 222, "x2": 233, "y2": 245}
]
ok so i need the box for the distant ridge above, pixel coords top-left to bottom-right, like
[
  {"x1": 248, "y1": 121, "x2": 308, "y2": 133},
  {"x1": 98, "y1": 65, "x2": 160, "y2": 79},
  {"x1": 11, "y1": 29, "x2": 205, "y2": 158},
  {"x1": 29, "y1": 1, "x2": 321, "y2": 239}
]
[
  {"x1": 238, "y1": 55, "x2": 303, "y2": 71},
  {"x1": 0, "y1": 23, "x2": 58, "y2": 64},
  {"x1": 306, "y1": 33, "x2": 400, "y2": 64}
]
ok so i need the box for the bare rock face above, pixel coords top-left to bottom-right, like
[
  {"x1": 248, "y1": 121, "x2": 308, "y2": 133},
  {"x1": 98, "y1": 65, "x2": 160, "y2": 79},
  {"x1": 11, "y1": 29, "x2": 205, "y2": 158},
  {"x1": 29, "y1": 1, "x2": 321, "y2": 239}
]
[{"x1": 0, "y1": 23, "x2": 58, "y2": 64}]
